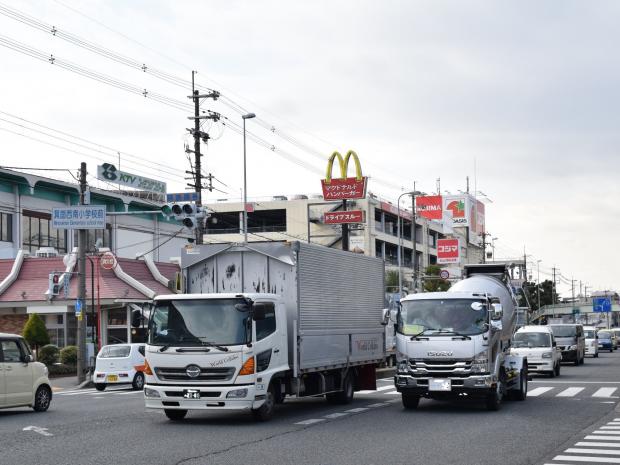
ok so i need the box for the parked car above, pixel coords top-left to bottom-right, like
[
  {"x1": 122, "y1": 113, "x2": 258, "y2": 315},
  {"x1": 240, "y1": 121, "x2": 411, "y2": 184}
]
[
  {"x1": 93, "y1": 343, "x2": 146, "y2": 391},
  {"x1": 511, "y1": 326, "x2": 561, "y2": 377},
  {"x1": 583, "y1": 326, "x2": 599, "y2": 358},
  {"x1": 0, "y1": 332, "x2": 52, "y2": 411},
  {"x1": 611, "y1": 329, "x2": 620, "y2": 349},
  {"x1": 549, "y1": 324, "x2": 585, "y2": 366},
  {"x1": 597, "y1": 330, "x2": 615, "y2": 352}
]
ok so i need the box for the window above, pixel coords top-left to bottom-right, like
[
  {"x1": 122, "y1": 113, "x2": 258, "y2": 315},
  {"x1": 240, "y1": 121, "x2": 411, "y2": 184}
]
[
  {"x1": 73, "y1": 225, "x2": 112, "y2": 252},
  {"x1": 108, "y1": 308, "x2": 127, "y2": 326},
  {"x1": 99, "y1": 345, "x2": 131, "y2": 358},
  {"x1": 256, "y1": 303, "x2": 276, "y2": 341},
  {"x1": 22, "y1": 210, "x2": 67, "y2": 253},
  {"x1": 138, "y1": 345, "x2": 145, "y2": 356},
  {"x1": 0, "y1": 212, "x2": 12, "y2": 242},
  {"x1": 1, "y1": 339, "x2": 23, "y2": 362}
]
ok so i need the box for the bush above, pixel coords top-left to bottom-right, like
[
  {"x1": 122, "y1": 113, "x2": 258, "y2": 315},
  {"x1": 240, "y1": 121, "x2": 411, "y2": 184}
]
[
  {"x1": 22, "y1": 313, "x2": 50, "y2": 351},
  {"x1": 38, "y1": 344, "x2": 59, "y2": 366},
  {"x1": 60, "y1": 345, "x2": 78, "y2": 366},
  {"x1": 48, "y1": 364, "x2": 76, "y2": 378}
]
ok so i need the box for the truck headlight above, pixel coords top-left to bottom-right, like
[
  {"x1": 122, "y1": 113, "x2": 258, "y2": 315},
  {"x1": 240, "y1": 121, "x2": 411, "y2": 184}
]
[
  {"x1": 471, "y1": 352, "x2": 488, "y2": 373},
  {"x1": 542, "y1": 352, "x2": 553, "y2": 358},
  {"x1": 226, "y1": 388, "x2": 248, "y2": 399},
  {"x1": 398, "y1": 360, "x2": 409, "y2": 374},
  {"x1": 568, "y1": 345, "x2": 577, "y2": 350},
  {"x1": 144, "y1": 388, "x2": 160, "y2": 398}
]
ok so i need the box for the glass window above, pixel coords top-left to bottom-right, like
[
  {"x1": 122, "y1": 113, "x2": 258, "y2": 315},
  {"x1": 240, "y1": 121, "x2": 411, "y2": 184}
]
[
  {"x1": 0, "y1": 212, "x2": 11, "y2": 242},
  {"x1": 138, "y1": 345, "x2": 145, "y2": 356},
  {"x1": 513, "y1": 332, "x2": 551, "y2": 348},
  {"x1": 22, "y1": 211, "x2": 67, "y2": 253},
  {"x1": 108, "y1": 308, "x2": 127, "y2": 326},
  {"x1": 549, "y1": 325, "x2": 577, "y2": 337},
  {"x1": 108, "y1": 328, "x2": 128, "y2": 344},
  {"x1": 398, "y1": 299, "x2": 488, "y2": 336},
  {"x1": 256, "y1": 303, "x2": 276, "y2": 341},
  {"x1": 1, "y1": 339, "x2": 23, "y2": 362},
  {"x1": 73, "y1": 225, "x2": 113, "y2": 252},
  {"x1": 98, "y1": 345, "x2": 131, "y2": 358}
]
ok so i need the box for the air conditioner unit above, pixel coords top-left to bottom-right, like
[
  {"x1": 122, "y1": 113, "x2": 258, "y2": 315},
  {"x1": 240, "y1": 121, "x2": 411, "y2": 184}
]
[{"x1": 35, "y1": 247, "x2": 59, "y2": 258}]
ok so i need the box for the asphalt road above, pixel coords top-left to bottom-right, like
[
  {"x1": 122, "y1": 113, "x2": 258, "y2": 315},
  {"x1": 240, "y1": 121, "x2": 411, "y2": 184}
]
[{"x1": 2, "y1": 352, "x2": 620, "y2": 465}]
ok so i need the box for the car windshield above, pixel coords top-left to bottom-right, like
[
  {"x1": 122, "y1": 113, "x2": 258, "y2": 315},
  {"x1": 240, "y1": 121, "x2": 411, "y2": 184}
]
[
  {"x1": 148, "y1": 298, "x2": 248, "y2": 346},
  {"x1": 513, "y1": 332, "x2": 551, "y2": 348},
  {"x1": 549, "y1": 325, "x2": 576, "y2": 337},
  {"x1": 398, "y1": 298, "x2": 488, "y2": 336},
  {"x1": 99, "y1": 345, "x2": 130, "y2": 358},
  {"x1": 584, "y1": 330, "x2": 596, "y2": 339},
  {"x1": 599, "y1": 331, "x2": 611, "y2": 339}
]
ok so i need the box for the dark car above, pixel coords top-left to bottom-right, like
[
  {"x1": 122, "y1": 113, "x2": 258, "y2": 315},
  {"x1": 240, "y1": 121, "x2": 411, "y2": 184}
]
[{"x1": 598, "y1": 330, "x2": 615, "y2": 352}]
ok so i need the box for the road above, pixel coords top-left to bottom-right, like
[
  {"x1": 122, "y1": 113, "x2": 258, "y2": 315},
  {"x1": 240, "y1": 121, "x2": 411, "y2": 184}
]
[{"x1": 2, "y1": 352, "x2": 620, "y2": 465}]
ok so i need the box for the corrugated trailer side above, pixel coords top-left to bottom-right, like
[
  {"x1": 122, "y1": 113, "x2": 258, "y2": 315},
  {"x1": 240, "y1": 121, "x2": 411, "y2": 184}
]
[{"x1": 296, "y1": 242, "x2": 385, "y2": 372}]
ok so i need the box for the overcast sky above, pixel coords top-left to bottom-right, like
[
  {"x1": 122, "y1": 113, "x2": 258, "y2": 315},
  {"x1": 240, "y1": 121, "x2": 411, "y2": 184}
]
[{"x1": 1, "y1": 0, "x2": 618, "y2": 296}]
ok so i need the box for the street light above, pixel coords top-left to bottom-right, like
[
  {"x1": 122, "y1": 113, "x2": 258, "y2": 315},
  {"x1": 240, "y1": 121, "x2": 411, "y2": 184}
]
[
  {"x1": 242, "y1": 112, "x2": 256, "y2": 243},
  {"x1": 397, "y1": 189, "x2": 424, "y2": 297}
]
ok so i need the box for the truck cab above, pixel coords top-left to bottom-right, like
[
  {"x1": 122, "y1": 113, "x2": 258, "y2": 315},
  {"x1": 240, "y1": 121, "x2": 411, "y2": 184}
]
[{"x1": 143, "y1": 293, "x2": 289, "y2": 421}]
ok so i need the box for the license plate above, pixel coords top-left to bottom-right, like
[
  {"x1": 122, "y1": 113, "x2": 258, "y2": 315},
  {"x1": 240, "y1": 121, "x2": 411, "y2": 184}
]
[
  {"x1": 183, "y1": 389, "x2": 201, "y2": 400},
  {"x1": 429, "y1": 379, "x2": 452, "y2": 391},
  {"x1": 106, "y1": 375, "x2": 118, "y2": 382}
]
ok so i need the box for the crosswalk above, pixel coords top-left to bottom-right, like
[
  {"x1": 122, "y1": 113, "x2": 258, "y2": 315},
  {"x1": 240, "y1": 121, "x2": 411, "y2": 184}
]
[
  {"x1": 54, "y1": 387, "x2": 143, "y2": 397},
  {"x1": 545, "y1": 418, "x2": 620, "y2": 464},
  {"x1": 528, "y1": 386, "x2": 619, "y2": 399}
]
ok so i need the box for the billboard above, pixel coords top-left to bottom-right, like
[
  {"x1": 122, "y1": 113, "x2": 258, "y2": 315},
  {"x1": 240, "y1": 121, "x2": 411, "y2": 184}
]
[
  {"x1": 323, "y1": 210, "x2": 364, "y2": 224},
  {"x1": 437, "y1": 238, "x2": 460, "y2": 264},
  {"x1": 416, "y1": 195, "x2": 443, "y2": 220},
  {"x1": 442, "y1": 194, "x2": 486, "y2": 246},
  {"x1": 321, "y1": 150, "x2": 368, "y2": 200}
]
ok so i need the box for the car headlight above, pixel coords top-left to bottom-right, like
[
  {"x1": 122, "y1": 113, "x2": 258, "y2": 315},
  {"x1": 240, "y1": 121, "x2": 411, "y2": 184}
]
[
  {"x1": 398, "y1": 360, "x2": 409, "y2": 374},
  {"x1": 568, "y1": 345, "x2": 577, "y2": 350},
  {"x1": 471, "y1": 352, "x2": 488, "y2": 373},
  {"x1": 226, "y1": 388, "x2": 248, "y2": 399},
  {"x1": 542, "y1": 352, "x2": 553, "y2": 358},
  {"x1": 144, "y1": 388, "x2": 160, "y2": 398}
]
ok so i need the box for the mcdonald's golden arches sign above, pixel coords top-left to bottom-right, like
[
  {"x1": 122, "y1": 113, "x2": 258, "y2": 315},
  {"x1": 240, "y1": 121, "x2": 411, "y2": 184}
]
[{"x1": 320, "y1": 150, "x2": 368, "y2": 200}]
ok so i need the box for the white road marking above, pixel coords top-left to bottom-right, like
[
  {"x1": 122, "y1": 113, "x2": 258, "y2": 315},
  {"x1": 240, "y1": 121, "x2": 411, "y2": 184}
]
[
  {"x1": 294, "y1": 419, "x2": 325, "y2": 425},
  {"x1": 557, "y1": 387, "x2": 585, "y2": 397},
  {"x1": 23, "y1": 426, "x2": 53, "y2": 437},
  {"x1": 117, "y1": 391, "x2": 143, "y2": 395},
  {"x1": 566, "y1": 448, "x2": 620, "y2": 456},
  {"x1": 601, "y1": 427, "x2": 620, "y2": 430},
  {"x1": 528, "y1": 387, "x2": 554, "y2": 397},
  {"x1": 345, "y1": 408, "x2": 369, "y2": 413},
  {"x1": 367, "y1": 402, "x2": 390, "y2": 408},
  {"x1": 376, "y1": 385, "x2": 394, "y2": 391},
  {"x1": 385, "y1": 391, "x2": 400, "y2": 395},
  {"x1": 586, "y1": 436, "x2": 620, "y2": 441},
  {"x1": 553, "y1": 455, "x2": 620, "y2": 463},
  {"x1": 592, "y1": 431, "x2": 620, "y2": 435},
  {"x1": 577, "y1": 442, "x2": 620, "y2": 448},
  {"x1": 595, "y1": 388, "x2": 619, "y2": 398},
  {"x1": 532, "y1": 381, "x2": 620, "y2": 384},
  {"x1": 324, "y1": 412, "x2": 349, "y2": 419}
]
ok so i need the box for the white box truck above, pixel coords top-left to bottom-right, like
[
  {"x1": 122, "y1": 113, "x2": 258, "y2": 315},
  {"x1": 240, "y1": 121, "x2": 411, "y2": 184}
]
[{"x1": 142, "y1": 241, "x2": 385, "y2": 421}]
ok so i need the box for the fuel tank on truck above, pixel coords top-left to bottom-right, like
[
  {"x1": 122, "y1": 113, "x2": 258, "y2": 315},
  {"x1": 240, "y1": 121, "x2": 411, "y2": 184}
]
[{"x1": 449, "y1": 274, "x2": 517, "y2": 343}]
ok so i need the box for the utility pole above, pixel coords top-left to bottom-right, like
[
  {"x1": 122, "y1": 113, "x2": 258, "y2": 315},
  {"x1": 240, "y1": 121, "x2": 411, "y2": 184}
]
[
  {"x1": 342, "y1": 199, "x2": 348, "y2": 251},
  {"x1": 552, "y1": 267, "x2": 557, "y2": 305},
  {"x1": 77, "y1": 162, "x2": 87, "y2": 384},
  {"x1": 571, "y1": 278, "x2": 576, "y2": 323},
  {"x1": 411, "y1": 183, "x2": 416, "y2": 292},
  {"x1": 186, "y1": 71, "x2": 219, "y2": 244}
]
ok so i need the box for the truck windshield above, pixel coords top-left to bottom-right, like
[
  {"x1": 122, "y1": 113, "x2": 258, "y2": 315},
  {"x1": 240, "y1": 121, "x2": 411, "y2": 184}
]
[
  {"x1": 148, "y1": 298, "x2": 248, "y2": 346},
  {"x1": 398, "y1": 299, "x2": 488, "y2": 336},
  {"x1": 513, "y1": 332, "x2": 551, "y2": 348},
  {"x1": 549, "y1": 325, "x2": 576, "y2": 337},
  {"x1": 584, "y1": 330, "x2": 596, "y2": 339}
]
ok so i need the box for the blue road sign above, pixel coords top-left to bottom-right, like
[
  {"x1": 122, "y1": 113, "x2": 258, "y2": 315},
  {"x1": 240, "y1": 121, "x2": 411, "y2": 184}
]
[
  {"x1": 75, "y1": 300, "x2": 82, "y2": 314},
  {"x1": 166, "y1": 192, "x2": 200, "y2": 203},
  {"x1": 593, "y1": 297, "x2": 612, "y2": 313},
  {"x1": 52, "y1": 206, "x2": 106, "y2": 229}
]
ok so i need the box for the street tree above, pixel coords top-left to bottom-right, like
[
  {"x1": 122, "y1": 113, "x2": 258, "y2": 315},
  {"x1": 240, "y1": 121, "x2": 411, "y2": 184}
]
[
  {"x1": 22, "y1": 313, "x2": 50, "y2": 352},
  {"x1": 423, "y1": 265, "x2": 451, "y2": 292}
]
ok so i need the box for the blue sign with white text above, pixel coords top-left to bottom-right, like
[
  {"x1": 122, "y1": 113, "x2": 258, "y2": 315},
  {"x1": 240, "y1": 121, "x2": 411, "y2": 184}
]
[{"x1": 593, "y1": 297, "x2": 612, "y2": 313}]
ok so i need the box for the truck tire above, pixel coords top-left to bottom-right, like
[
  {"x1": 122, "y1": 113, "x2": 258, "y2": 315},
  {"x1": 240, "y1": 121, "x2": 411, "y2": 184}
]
[
  {"x1": 486, "y1": 376, "x2": 504, "y2": 411},
  {"x1": 511, "y1": 367, "x2": 528, "y2": 401},
  {"x1": 554, "y1": 362, "x2": 560, "y2": 377},
  {"x1": 252, "y1": 384, "x2": 275, "y2": 422},
  {"x1": 326, "y1": 372, "x2": 355, "y2": 405},
  {"x1": 548, "y1": 366, "x2": 556, "y2": 378},
  {"x1": 164, "y1": 409, "x2": 187, "y2": 421},
  {"x1": 402, "y1": 393, "x2": 420, "y2": 409},
  {"x1": 574, "y1": 357, "x2": 579, "y2": 366}
]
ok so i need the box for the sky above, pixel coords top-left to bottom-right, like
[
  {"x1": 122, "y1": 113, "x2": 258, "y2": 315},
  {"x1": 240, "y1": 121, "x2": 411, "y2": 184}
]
[{"x1": 0, "y1": 0, "x2": 618, "y2": 296}]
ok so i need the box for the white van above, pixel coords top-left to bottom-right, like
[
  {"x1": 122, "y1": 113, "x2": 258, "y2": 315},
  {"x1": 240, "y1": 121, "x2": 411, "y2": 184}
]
[
  {"x1": 511, "y1": 326, "x2": 561, "y2": 377},
  {"x1": 583, "y1": 326, "x2": 599, "y2": 357},
  {"x1": 0, "y1": 332, "x2": 52, "y2": 411},
  {"x1": 93, "y1": 343, "x2": 145, "y2": 391}
]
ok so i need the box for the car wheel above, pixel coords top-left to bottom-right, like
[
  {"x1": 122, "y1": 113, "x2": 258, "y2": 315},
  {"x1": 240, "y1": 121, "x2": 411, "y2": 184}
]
[
  {"x1": 164, "y1": 409, "x2": 187, "y2": 421},
  {"x1": 95, "y1": 383, "x2": 106, "y2": 391},
  {"x1": 132, "y1": 372, "x2": 145, "y2": 390},
  {"x1": 574, "y1": 357, "x2": 579, "y2": 366},
  {"x1": 252, "y1": 384, "x2": 275, "y2": 422},
  {"x1": 555, "y1": 363, "x2": 561, "y2": 377},
  {"x1": 549, "y1": 367, "x2": 556, "y2": 378},
  {"x1": 32, "y1": 385, "x2": 52, "y2": 412},
  {"x1": 402, "y1": 393, "x2": 420, "y2": 409},
  {"x1": 594, "y1": 352, "x2": 599, "y2": 358}
]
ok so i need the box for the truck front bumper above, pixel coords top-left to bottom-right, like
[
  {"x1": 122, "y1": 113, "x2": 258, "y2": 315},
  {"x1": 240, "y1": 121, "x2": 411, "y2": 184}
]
[
  {"x1": 144, "y1": 384, "x2": 265, "y2": 411},
  {"x1": 394, "y1": 374, "x2": 495, "y2": 397}
]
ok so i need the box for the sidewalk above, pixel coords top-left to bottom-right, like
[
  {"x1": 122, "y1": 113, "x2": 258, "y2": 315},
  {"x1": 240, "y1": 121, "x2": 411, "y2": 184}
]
[{"x1": 50, "y1": 375, "x2": 93, "y2": 392}]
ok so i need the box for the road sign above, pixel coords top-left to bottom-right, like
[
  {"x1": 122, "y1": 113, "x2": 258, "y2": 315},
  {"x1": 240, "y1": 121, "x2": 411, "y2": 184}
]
[
  {"x1": 439, "y1": 270, "x2": 450, "y2": 279},
  {"x1": 100, "y1": 252, "x2": 116, "y2": 270},
  {"x1": 166, "y1": 192, "x2": 200, "y2": 203},
  {"x1": 97, "y1": 163, "x2": 166, "y2": 195},
  {"x1": 75, "y1": 300, "x2": 83, "y2": 321},
  {"x1": 593, "y1": 297, "x2": 612, "y2": 313},
  {"x1": 52, "y1": 206, "x2": 106, "y2": 229},
  {"x1": 323, "y1": 210, "x2": 364, "y2": 224}
]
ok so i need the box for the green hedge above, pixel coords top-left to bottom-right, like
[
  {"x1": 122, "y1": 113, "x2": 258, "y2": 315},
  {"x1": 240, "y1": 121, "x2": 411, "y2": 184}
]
[
  {"x1": 48, "y1": 364, "x2": 77, "y2": 377},
  {"x1": 38, "y1": 344, "x2": 60, "y2": 366},
  {"x1": 60, "y1": 345, "x2": 78, "y2": 366}
]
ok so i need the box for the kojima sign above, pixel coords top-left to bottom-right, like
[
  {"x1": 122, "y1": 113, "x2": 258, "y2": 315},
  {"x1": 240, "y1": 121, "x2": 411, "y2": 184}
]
[{"x1": 437, "y1": 238, "x2": 460, "y2": 264}]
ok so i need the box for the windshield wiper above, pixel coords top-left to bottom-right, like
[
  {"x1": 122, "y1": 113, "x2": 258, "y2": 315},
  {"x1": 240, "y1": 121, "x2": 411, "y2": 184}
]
[
  {"x1": 433, "y1": 329, "x2": 472, "y2": 340},
  {"x1": 159, "y1": 345, "x2": 170, "y2": 352},
  {"x1": 410, "y1": 328, "x2": 440, "y2": 340},
  {"x1": 199, "y1": 340, "x2": 229, "y2": 352}
]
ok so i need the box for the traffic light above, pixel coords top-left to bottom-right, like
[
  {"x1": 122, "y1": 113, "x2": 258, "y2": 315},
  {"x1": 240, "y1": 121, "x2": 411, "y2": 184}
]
[
  {"x1": 161, "y1": 202, "x2": 206, "y2": 230},
  {"x1": 48, "y1": 272, "x2": 61, "y2": 296}
]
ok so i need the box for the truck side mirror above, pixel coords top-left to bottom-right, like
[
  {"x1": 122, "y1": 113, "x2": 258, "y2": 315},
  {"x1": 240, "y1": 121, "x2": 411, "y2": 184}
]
[
  {"x1": 491, "y1": 303, "x2": 503, "y2": 320},
  {"x1": 131, "y1": 309, "x2": 143, "y2": 328},
  {"x1": 552, "y1": 341, "x2": 557, "y2": 347}
]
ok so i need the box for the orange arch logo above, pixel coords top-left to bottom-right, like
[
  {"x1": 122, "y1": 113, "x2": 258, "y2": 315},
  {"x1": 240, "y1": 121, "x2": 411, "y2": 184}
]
[
  {"x1": 446, "y1": 200, "x2": 465, "y2": 218},
  {"x1": 321, "y1": 150, "x2": 367, "y2": 200}
]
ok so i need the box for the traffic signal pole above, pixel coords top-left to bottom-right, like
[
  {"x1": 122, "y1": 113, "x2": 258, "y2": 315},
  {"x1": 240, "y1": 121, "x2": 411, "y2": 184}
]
[{"x1": 77, "y1": 162, "x2": 87, "y2": 384}]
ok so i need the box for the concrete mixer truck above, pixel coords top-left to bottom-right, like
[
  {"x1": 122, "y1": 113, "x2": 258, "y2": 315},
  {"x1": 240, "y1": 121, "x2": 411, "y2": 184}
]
[{"x1": 392, "y1": 263, "x2": 528, "y2": 411}]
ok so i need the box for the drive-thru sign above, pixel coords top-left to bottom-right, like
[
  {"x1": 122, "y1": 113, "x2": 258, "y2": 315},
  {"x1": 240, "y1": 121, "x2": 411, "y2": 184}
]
[{"x1": 437, "y1": 238, "x2": 460, "y2": 264}]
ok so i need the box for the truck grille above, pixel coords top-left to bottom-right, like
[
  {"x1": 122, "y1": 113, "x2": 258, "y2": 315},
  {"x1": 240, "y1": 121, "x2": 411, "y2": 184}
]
[
  {"x1": 154, "y1": 367, "x2": 235, "y2": 382},
  {"x1": 408, "y1": 359, "x2": 472, "y2": 378}
]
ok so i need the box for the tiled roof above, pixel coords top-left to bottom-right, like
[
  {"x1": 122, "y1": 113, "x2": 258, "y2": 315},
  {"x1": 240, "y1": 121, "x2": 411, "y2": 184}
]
[
  {"x1": 0, "y1": 255, "x2": 178, "y2": 303},
  {"x1": 0, "y1": 259, "x2": 16, "y2": 283}
]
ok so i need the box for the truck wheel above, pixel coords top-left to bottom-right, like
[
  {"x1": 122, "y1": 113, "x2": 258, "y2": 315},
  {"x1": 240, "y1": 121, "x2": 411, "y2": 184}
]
[
  {"x1": 512, "y1": 368, "x2": 528, "y2": 401},
  {"x1": 164, "y1": 409, "x2": 187, "y2": 421},
  {"x1": 486, "y1": 380, "x2": 503, "y2": 411},
  {"x1": 402, "y1": 393, "x2": 420, "y2": 409},
  {"x1": 548, "y1": 367, "x2": 556, "y2": 378},
  {"x1": 554, "y1": 363, "x2": 561, "y2": 377},
  {"x1": 252, "y1": 384, "x2": 275, "y2": 422},
  {"x1": 574, "y1": 357, "x2": 579, "y2": 366}
]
